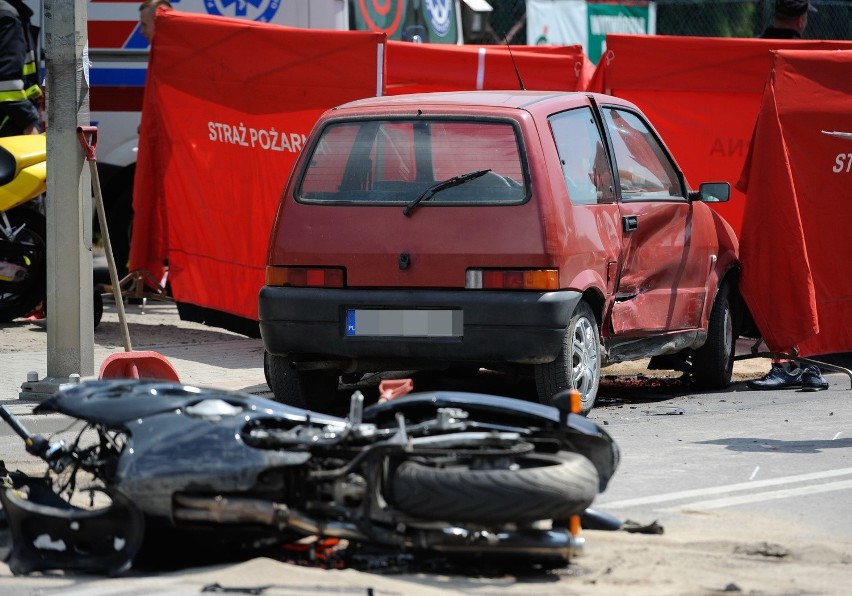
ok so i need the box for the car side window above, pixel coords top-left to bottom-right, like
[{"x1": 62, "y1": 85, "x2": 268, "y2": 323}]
[
  {"x1": 601, "y1": 108, "x2": 684, "y2": 201},
  {"x1": 549, "y1": 107, "x2": 615, "y2": 205}
]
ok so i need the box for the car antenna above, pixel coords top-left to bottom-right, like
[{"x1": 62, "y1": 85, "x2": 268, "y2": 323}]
[{"x1": 504, "y1": 36, "x2": 526, "y2": 91}]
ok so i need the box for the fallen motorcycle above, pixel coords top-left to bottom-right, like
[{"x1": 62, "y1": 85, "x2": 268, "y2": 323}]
[{"x1": 0, "y1": 379, "x2": 619, "y2": 575}]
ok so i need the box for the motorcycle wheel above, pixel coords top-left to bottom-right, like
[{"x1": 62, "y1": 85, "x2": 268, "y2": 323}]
[
  {"x1": 0, "y1": 207, "x2": 47, "y2": 322},
  {"x1": 104, "y1": 178, "x2": 134, "y2": 280},
  {"x1": 389, "y1": 451, "x2": 599, "y2": 525}
]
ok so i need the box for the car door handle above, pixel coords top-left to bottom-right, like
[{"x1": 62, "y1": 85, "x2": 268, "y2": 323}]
[{"x1": 622, "y1": 215, "x2": 638, "y2": 232}]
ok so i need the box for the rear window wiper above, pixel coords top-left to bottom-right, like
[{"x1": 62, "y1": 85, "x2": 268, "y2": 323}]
[{"x1": 402, "y1": 169, "x2": 491, "y2": 217}]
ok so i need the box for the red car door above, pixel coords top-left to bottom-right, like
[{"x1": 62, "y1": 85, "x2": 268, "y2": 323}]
[{"x1": 601, "y1": 106, "x2": 713, "y2": 336}]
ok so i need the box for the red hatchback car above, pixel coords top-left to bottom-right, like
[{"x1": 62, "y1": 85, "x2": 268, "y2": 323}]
[{"x1": 259, "y1": 91, "x2": 742, "y2": 414}]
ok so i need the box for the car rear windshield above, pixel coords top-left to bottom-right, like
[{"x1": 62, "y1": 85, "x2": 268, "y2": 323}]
[{"x1": 296, "y1": 118, "x2": 528, "y2": 205}]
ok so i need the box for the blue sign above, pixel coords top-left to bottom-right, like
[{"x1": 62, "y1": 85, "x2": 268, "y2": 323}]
[{"x1": 204, "y1": 0, "x2": 282, "y2": 23}]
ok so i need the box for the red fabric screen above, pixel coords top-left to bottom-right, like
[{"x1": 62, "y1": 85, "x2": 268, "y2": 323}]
[
  {"x1": 130, "y1": 10, "x2": 385, "y2": 321},
  {"x1": 588, "y1": 35, "x2": 852, "y2": 236},
  {"x1": 737, "y1": 50, "x2": 852, "y2": 357},
  {"x1": 386, "y1": 41, "x2": 593, "y2": 94}
]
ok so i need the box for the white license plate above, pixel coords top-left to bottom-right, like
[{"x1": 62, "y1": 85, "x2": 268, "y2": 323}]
[{"x1": 345, "y1": 309, "x2": 462, "y2": 337}]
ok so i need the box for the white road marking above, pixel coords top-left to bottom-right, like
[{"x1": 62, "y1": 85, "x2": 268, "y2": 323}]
[
  {"x1": 749, "y1": 465, "x2": 760, "y2": 480},
  {"x1": 598, "y1": 467, "x2": 852, "y2": 509},
  {"x1": 660, "y1": 479, "x2": 852, "y2": 511}
]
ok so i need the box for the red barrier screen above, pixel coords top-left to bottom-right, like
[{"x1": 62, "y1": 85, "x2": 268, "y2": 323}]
[
  {"x1": 588, "y1": 35, "x2": 852, "y2": 236},
  {"x1": 130, "y1": 10, "x2": 385, "y2": 322},
  {"x1": 737, "y1": 50, "x2": 852, "y2": 357},
  {"x1": 386, "y1": 41, "x2": 593, "y2": 94}
]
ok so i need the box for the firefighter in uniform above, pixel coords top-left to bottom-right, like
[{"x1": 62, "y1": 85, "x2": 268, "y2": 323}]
[{"x1": 0, "y1": 0, "x2": 42, "y2": 136}]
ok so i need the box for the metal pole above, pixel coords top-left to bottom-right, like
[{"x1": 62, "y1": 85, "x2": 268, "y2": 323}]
[{"x1": 21, "y1": 0, "x2": 94, "y2": 399}]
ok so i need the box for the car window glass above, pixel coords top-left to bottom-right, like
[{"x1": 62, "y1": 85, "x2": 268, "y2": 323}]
[
  {"x1": 602, "y1": 108, "x2": 683, "y2": 201},
  {"x1": 298, "y1": 119, "x2": 528, "y2": 205},
  {"x1": 549, "y1": 107, "x2": 615, "y2": 205}
]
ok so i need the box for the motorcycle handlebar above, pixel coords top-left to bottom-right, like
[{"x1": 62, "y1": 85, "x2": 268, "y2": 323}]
[
  {"x1": 0, "y1": 405, "x2": 34, "y2": 441},
  {"x1": 0, "y1": 404, "x2": 49, "y2": 458}
]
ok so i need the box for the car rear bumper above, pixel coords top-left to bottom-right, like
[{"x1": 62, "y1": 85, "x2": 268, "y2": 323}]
[{"x1": 258, "y1": 287, "x2": 582, "y2": 367}]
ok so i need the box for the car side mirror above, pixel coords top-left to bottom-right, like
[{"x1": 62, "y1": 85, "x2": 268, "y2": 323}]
[{"x1": 689, "y1": 182, "x2": 730, "y2": 203}]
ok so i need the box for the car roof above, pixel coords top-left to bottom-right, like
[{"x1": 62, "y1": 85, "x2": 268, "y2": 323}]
[{"x1": 333, "y1": 90, "x2": 633, "y2": 114}]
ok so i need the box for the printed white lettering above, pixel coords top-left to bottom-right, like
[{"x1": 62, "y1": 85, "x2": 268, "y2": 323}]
[
  {"x1": 589, "y1": 15, "x2": 646, "y2": 36},
  {"x1": 833, "y1": 153, "x2": 852, "y2": 173},
  {"x1": 205, "y1": 122, "x2": 307, "y2": 153}
]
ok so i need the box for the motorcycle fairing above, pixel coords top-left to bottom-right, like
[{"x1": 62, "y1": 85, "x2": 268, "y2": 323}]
[
  {"x1": 0, "y1": 135, "x2": 47, "y2": 212},
  {"x1": 0, "y1": 479, "x2": 144, "y2": 576},
  {"x1": 35, "y1": 379, "x2": 344, "y2": 428},
  {"x1": 114, "y1": 410, "x2": 312, "y2": 518}
]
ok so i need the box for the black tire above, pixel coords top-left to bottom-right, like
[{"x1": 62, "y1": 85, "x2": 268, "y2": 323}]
[
  {"x1": 265, "y1": 351, "x2": 343, "y2": 414},
  {"x1": 93, "y1": 284, "x2": 104, "y2": 329},
  {"x1": 692, "y1": 281, "x2": 735, "y2": 389},
  {"x1": 104, "y1": 175, "x2": 134, "y2": 279},
  {"x1": 0, "y1": 207, "x2": 47, "y2": 322},
  {"x1": 389, "y1": 451, "x2": 599, "y2": 525},
  {"x1": 534, "y1": 300, "x2": 601, "y2": 414}
]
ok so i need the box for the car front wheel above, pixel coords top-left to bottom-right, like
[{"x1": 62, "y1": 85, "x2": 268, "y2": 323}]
[
  {"x1": 534, "y1": 300, "x2": 601, "y2": 414},
  {"x1": 691, "y1": 280, "x2": 735, "y2": 389}
]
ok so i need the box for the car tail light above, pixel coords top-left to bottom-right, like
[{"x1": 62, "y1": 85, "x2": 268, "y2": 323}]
[
  {"x1": 266, "y1": 266, "x2": 345, "y2": 288},
  {"x1": 465, "y1": 269, "x2": 559, "y2": 290}
]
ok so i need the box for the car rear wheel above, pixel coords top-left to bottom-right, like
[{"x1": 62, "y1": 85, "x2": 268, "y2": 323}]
[
  {"x1": 534, "y1": 300, "x2": 601, "y2": 414},
  {"x1": 265, "y1": 351, "x2": 343, "y2": 415},
  {"x1": 691, "y1": 280, "x2": 735, "y2": 389}
]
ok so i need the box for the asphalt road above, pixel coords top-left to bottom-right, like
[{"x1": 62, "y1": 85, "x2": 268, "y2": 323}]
[
  {"x1": 590, "y1": 371, "x2": 852, "y2": 538},
  {"x1": 1, "y1": 303, "x2": 851, "y2": 593}
]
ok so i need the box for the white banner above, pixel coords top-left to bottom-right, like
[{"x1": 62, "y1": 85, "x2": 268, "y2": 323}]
[
  {"x1": 528, "y1": 0, "x2": 587, "y2": 47},
  {"x1": 527, "y1": 0, "x2": 656, "y2": 64}
]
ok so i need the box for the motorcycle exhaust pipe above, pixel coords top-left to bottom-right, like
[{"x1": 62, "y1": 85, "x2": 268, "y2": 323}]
[
  {"x1": 174, "y1": 494, "x2": 290, "y2": 527},
  {"x1": 173, "y1": 495, "x2": 370, "y2": 542},
  {"x1": 418, "y1": 526, "x2": 584, "y2": 560},
  {"x1": 174, "y1": 495, "x2": 583, "y2": 558}
]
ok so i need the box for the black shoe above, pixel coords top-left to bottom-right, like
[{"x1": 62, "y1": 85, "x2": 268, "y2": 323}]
[
  {"x1": 800, "y1": 365, "x2": 829, "y2": 391},
  {"x1": 746, "y1": 363, "x2": 803, "y2": 390}
]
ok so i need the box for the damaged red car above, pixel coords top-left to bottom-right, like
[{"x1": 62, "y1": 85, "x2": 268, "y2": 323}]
[{"x1": 259, "y1": 91, "x2": 743, "y2": 414}]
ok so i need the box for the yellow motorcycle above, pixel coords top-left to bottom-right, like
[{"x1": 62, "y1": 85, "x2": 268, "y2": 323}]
[
  {"x1": 0, "y1": 134, "x2": 102, "y2": 325},
  {"x1": 0, "y1": 134, "x2": 47, "y2": 322}
]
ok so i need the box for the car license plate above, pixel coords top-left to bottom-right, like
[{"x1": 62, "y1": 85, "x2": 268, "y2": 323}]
[{"x1": 345, "y1": 309, "x2": 462, "y2": 337}]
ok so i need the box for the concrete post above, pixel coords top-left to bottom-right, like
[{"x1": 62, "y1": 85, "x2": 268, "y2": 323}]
[{"x1": 20, "y1": 0, "x2": 94, "y2": 398}]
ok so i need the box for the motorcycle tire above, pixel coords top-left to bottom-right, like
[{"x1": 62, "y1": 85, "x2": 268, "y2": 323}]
[
  {"x1": 389, "y1": 451, "x2": 599, "y2": 525},
  {"x1": 0, "y1": 207, "x2": 47, "y2": 322},
  {"x1": 104, "y1": 177, "x2": 134, "y2": 280},
  {"x1": 93, "y1": 284, "x2": 104, "y2": 329}
]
